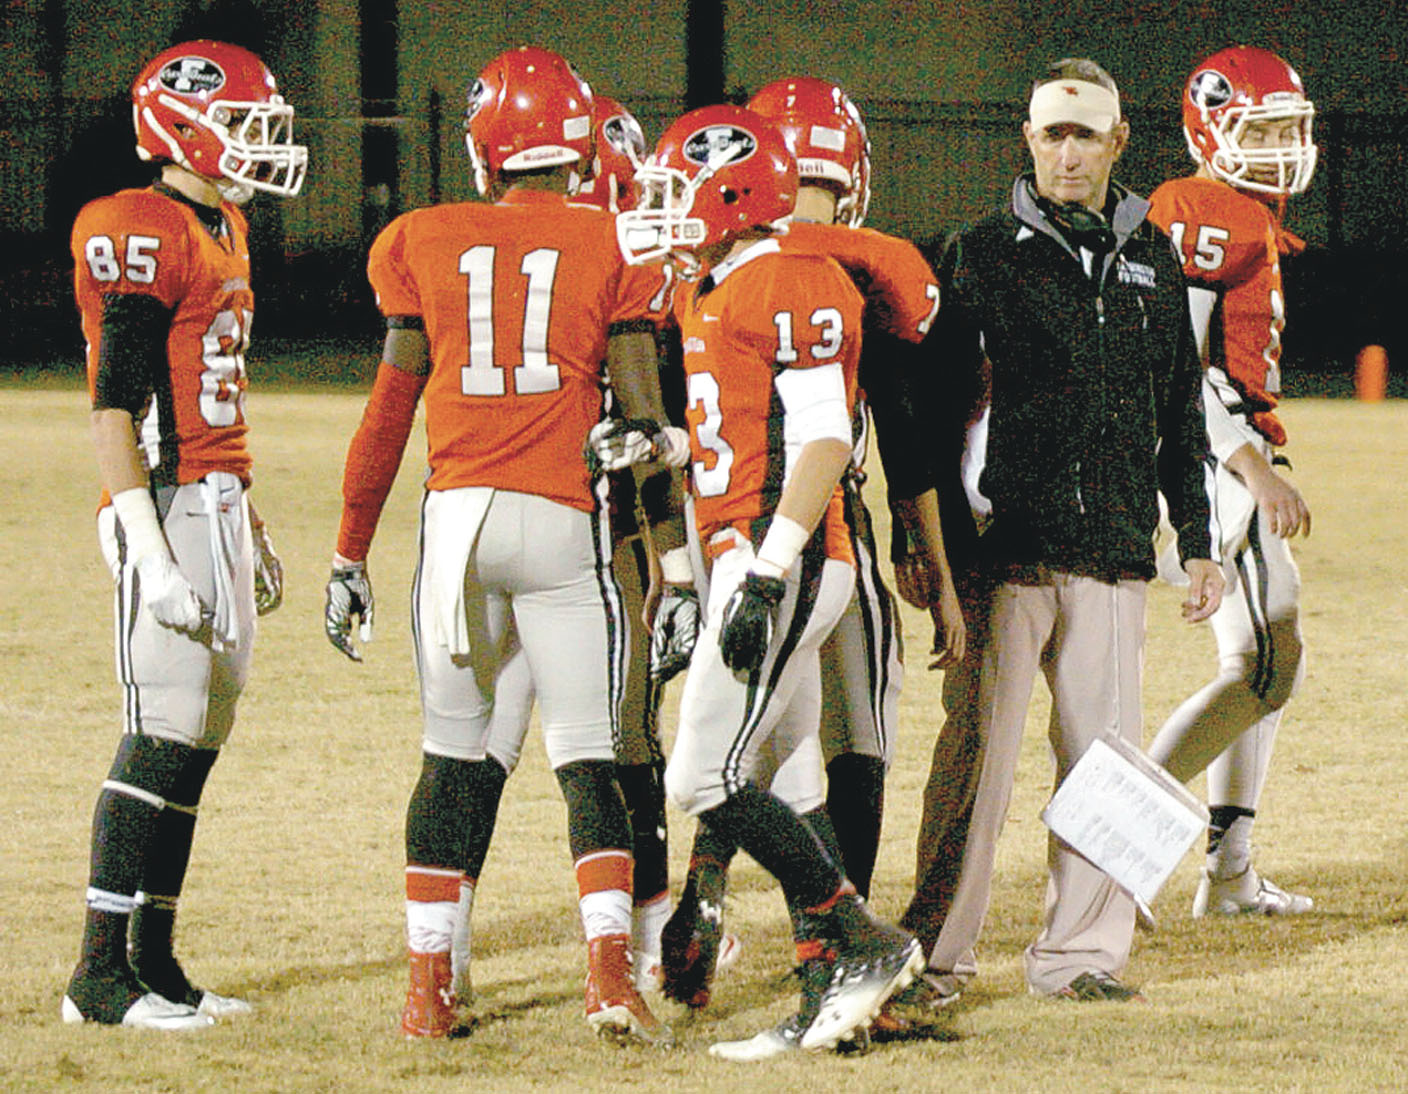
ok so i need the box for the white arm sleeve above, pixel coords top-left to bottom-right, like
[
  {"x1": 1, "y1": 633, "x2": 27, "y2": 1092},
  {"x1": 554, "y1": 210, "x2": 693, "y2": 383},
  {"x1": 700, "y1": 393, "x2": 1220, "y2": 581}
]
[
  {"x1": 774, "y1": 361, "x2": 851, "y2": 446},
  {"x1": 1203, "y1": 368, "x2": 1262, "y2": 463}
]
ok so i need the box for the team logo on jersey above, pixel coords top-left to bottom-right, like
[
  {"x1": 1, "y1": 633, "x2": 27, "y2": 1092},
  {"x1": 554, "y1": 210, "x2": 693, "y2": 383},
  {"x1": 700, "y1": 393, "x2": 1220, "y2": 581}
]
[
  {"x1": 159, "y1": 57, "x2": 226, "y2": 96},
  {"x1": 1188, "y1": 69, "x2": 1233, "y2": 112},
  {"x1": 682, "y1": 125, "x2": 757, "y2": 168},
  {"x1": 682, "y1": 335, "x2": 707, "y2": 355},
  {"x1": 1116, "y1": 258, "x2": 1156, "y2": 289}
]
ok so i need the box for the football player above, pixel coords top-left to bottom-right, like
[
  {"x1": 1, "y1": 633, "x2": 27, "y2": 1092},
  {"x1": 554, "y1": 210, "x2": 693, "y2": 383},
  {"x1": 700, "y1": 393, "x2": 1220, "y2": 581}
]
[
  {"x1": 614, "y1": 103, "x2": 923, "y2": 1058},
  {"x1": 654, "y1": 77, "x2": 966, "y2": 1025},
  {"x1": 436, "y1": 93, "x2": 682, "y2": 1001},
  {"x1": 1145, "y1": 46, "x2": 1317, "y2": 916},
  {"x1": 63, "y1": 39, "x2": 304, "y2": 1029},
  {"x1": 322, "y1": 46, "x2": 679, "y2": 1043}
]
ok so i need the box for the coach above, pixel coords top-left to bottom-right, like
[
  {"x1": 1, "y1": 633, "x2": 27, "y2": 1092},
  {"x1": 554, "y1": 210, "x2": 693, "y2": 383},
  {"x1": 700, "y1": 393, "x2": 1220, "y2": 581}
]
[{"x1": 903, "y1": 57, "x2": 1224, "y2": 1007}]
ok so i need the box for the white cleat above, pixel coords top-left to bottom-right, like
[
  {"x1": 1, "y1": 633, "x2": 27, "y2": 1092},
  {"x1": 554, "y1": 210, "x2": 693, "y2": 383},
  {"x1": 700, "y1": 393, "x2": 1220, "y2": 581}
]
[
  {"x1": 715, "y1": 932, "x2": 743, "y2": 975},
  {"x1": 801, "y1": 937, "x2": 922, "y2": 1051},
  {"x1": 196, "y1": 990, "x2": 253, "y2": 1018},
  {"x1": 1192, "y1": 866, "x2": 1313, "y2": 917},
  {"x1": 711, "y1": 1025, "x2": 797, "y2": 1062},
  {"x1": 62, "y1": 991, "x2": 214, "y2": 1031}
]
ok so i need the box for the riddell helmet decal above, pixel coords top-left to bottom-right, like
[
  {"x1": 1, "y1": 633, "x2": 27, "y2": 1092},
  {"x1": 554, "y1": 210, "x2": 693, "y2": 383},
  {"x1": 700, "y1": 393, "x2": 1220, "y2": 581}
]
[
  {"x1": 1188, "y1": 69, "x2": 1233, "y2": 112},
  {"x1": 159, "y1": 57, "x2": 226, "y2": 96},
  {"x1": 682, "y1": 126, "x2": 757, "y2": 168}
]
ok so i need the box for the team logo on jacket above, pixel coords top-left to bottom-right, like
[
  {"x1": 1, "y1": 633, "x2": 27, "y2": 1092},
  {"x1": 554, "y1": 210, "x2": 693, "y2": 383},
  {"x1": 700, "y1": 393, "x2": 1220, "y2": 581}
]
[
  {"x1": 1117, "y1": 258, "x2": 1157, "y2": 288},
  {"x1": 683, "y1": 125, "x2": 756, "y2": 168},
  {"x1": 1188, "y1": 69, "x2": 1233, "y2": 111},
  {"x1": 159, "y1": 57, "x2": 226, "y2": 96}
]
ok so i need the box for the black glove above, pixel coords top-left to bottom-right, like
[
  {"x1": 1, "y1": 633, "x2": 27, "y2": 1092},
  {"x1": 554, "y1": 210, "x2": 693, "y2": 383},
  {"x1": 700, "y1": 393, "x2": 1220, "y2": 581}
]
[
  {"x1": 650, "y1": 583, "x2": 700, "y2": 683},
  {"x1": 719, "y1": 572, "x2": 787, "y2": 673},
  {"x1": 324, "y1": 561, "x2": 374, "y2": 662}
]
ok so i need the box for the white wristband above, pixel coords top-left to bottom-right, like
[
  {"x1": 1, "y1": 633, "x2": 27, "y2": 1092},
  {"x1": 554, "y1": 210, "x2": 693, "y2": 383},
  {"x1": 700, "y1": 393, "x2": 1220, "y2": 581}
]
[
  {"x1": 755, "y1": 514, "x2": 811, "y2": 578},
  {"x1": 659, "y1": 546, "x2": 693, "y2": 584},
  {"x1": 110, "y1": 487, "x2": 169, "y2": 563}
]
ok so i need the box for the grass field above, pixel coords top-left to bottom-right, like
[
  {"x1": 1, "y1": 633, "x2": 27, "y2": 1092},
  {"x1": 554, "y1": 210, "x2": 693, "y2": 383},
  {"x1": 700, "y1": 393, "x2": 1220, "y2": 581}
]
[{"x1": 2, "y1": 384, "x2": 1406, "y2": 1092}]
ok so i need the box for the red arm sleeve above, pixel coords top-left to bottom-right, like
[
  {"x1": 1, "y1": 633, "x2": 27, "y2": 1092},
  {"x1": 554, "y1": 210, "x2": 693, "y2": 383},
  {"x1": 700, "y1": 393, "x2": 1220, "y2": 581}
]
[{"x1": 336, "y1": 361, "x2": 427, "y2": 561}]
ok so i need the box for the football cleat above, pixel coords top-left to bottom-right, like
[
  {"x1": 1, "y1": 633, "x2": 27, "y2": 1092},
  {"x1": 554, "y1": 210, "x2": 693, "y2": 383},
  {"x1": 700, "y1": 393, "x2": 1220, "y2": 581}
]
[
  {"x1": 400, "y1": 950, "x2": 460, "y2": 1038},
  {"x1": 1193, "y1": 865, "x2": 1313, "y2": 917},
  {"x1": 799, "y1": 895, "x2": 923, "y2": 1051},
  {"x1": 660, "y1": 893, "x2": 727, "y2": 1009},
  {"x1": 710, "y1": 956, "x2": 869, "y2": 1061},
  {"x1": 1048, "y1": 971, "x2": 1146, "y2": 1003},
  {"x1": 62, "y1": 967, "x2": 212, "y2": 1031},
  {"x1": 585, "y1": 935, "x2": 671, "y2": 1046},
  {"x1": 870, "y1": 971, "x2": 961, "y2": 1036},
  {"x1": 195, "y1": 990, "x2": 253, "y2": 1018}
]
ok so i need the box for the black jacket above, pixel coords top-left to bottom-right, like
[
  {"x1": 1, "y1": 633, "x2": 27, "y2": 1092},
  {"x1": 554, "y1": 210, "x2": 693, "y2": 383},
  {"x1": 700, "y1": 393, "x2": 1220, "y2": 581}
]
[{"x1": 929, "y1": 176, "x2": 1214, "y2": 581}]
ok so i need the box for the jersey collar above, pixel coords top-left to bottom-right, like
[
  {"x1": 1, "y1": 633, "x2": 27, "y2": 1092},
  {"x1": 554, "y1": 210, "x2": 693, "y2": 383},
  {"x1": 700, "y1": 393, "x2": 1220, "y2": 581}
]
[
  {"x1": 700, "y1": 237, "x2": 781, "y2": 291},
  {"x1": 497, "y1": 189, "x2": 571, "y2": 208}
]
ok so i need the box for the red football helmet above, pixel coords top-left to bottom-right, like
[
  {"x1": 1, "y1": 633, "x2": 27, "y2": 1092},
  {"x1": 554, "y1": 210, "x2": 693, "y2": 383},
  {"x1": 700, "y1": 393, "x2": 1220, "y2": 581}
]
[
  {"x1": 575, "y1": 95, "x2": 647, "y2": 212},
  {"x1": 1182, "y1": 46, "x2": 1316, "y2": 196},
  {"x1": 747, "y1": 76, "x2": 871, "y2": 227},
  {"x1": 132, "y1": 40, "x2": 307, "y2": 202},
  {"x1": 616, "y1": 104, "x2": 797, "y2": 266},
  {"x1": 465, "y1": 45, "x2": 595, "y2": 196}
]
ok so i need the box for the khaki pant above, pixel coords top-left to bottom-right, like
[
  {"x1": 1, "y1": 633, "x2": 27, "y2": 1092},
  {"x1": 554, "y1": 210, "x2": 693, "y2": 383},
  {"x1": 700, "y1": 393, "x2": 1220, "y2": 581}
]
[{"x1": 907, "y1": 573, "x2": 1146, "y2": 996}]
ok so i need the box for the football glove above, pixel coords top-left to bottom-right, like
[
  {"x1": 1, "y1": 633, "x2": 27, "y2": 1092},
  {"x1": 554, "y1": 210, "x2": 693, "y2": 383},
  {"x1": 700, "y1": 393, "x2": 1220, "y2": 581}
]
[
  {"x1": 135, "y1": 553, "x2": 206, "y2": 634},
  {"x1": 325, "y1": 560, "x2": 374, "y2": 662},
  {"x1": 719, "y1": 572, "x2": 787, "y2": 674},
  {"x1": 650, "y1": 583, "x2": 700, "y2": 683},
  {"x1": 252, "y1": 522, "x2": 284, "y2": 616},
  {"x1": 585, "y1": 418, "x2": 692, "y2": 476}
]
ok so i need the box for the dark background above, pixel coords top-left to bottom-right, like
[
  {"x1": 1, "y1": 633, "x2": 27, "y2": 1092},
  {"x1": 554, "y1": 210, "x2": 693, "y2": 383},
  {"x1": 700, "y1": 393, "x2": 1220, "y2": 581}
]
[{"x1": 3, "y1": 0, "x2": 1404, "y2": 391}]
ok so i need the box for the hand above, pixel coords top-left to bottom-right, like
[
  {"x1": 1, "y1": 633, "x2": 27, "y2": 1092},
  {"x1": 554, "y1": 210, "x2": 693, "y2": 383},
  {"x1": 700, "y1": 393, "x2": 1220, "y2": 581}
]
[
  {"x1": 252, "y1": 522, "x2": 284, "y2": 616},
  {"x1": 719, "y1": 572, "x2": 787, "y2": 673},
  {"x1": 585, "y1": 418, "x2": 691, "y2": 475},
  {"x1": 1181, "y1": 559, "x2": 1224, "y2": 623},
  {"x1": 927, "y1": 585, "x2": 967, "y2": 670},
  {"x1": 325, "y1": 560, "x2": 374, "y2": 661},
  {"x1": 1250, "y1": 468, "x2": 1311, "y2": 539},
  {"x1": 650, "y1": 583, "x2": 700, "y2": 683},
  {"x1": 893, "y1": 547, "x2": 938, "y2": 608},
  {"x1": 135, "y1": 553, "x2": 205, "y2": 633}
]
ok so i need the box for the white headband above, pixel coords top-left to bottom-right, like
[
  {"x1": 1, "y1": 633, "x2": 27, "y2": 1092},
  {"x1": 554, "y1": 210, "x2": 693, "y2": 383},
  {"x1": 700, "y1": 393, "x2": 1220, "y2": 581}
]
[{"x1": 1029, "y1": 80, "x2": 1121, "y2": 133}]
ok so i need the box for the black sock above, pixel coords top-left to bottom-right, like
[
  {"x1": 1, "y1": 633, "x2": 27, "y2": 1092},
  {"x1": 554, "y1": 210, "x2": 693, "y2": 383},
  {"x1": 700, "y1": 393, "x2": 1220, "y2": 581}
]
[
  {"x1": 406, "y1": 752, "x2": 481, "y2": 868},
  {"x1": 616, "y1": 760, "x2": 669, "y2": 901},
  {"x1": 825, "y1": 753, "x2": 886, "y2": 899},
  {"x1": 78, "y1": 736, "x2": 191, "y2": 976},
  {"x1": 130, "y1": 748, "x2": 218, "y2": 1005},
  {"x1": 1207, "y1": 805, "x2": 1256, "y2": 856},
  {"x1": 698, "y1": 783, "x2": 842, "y2": 911},
  {"x1": 461, "y1": 757, "x2": 509, "y2": 881},
  {"x1": 554, "y1": 759, "x2": 632, "y2": 858}
]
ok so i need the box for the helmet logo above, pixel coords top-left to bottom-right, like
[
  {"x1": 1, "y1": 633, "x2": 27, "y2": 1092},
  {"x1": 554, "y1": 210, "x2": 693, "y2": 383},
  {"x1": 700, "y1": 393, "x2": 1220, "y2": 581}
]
[
  {"x1": 682, "y1": 125, "x2": 757, "y2": 168},
  {"x1": 602, "y1": 114, "x2": 644, "y2": 159},
  {"x1": 159, "y1": 57, "x2": 226, "y2": 96},
  {"x1": 1189, "y1": 69, "x2": 1233, "y2": 111}
]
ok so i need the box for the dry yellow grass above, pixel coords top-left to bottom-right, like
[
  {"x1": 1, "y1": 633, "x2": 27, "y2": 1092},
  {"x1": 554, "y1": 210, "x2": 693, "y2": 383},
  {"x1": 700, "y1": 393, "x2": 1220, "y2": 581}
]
[{"x1": 2, "y1": 385, "x2": 1406, "y2": 1092}]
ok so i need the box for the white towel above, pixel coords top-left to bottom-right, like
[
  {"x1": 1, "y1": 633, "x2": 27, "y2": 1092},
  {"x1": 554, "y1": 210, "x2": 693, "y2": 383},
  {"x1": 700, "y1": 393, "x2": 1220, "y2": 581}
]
[
  {"x1": 201, "y1": 472, "x2": 244, "y2": 651},
  {"x1": 423, "y1": 487, "x2": 495, "y2": 656}
]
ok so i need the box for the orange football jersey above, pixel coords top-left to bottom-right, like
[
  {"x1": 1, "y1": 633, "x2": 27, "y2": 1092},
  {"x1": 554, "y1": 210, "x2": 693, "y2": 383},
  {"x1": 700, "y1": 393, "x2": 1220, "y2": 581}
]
[
  {"x1": 367, "y1": 190, "x2": 669, "y2": 510},
  {"x1": 73, "y1": 187, "x2": 255, "y2": 488},
  {"x1": 673, "y1": 242, "x2": 863, "y2": 562},
  {"x1": 780, "y1": 220, "x2": 940, "y2": 344},
  {"x1": 1148, "y1": 175, "x2": 1302, "y2": 446}
]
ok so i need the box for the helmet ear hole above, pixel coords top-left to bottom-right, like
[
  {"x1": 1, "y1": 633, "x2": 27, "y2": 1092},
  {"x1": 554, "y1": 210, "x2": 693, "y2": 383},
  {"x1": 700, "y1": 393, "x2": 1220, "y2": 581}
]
[{"x1": 721, "y1": 188, "x2": 739, "y2": 205}]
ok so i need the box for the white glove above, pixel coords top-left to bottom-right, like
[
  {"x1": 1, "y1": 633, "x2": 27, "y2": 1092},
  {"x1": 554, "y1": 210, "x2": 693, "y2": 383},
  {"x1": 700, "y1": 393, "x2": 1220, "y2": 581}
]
[
  {"x1": 252, "y1": 521, "x2": 284, "y2": 615},
  {"x1": 325, "y1": 556, "x2": 374, "y2": 662},
  {"x1": 586, "y1": 419, "x2": 692, "y2": 474},
  {"x1": 136, "y1": 552, "x2": 205, "y2": 632},
  {"x1": 112, "y1": 487, "x2": 205, "y2": 634},
  {"x1": 650, "y1": 582, "x2": 700, "y2": 683}
]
